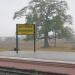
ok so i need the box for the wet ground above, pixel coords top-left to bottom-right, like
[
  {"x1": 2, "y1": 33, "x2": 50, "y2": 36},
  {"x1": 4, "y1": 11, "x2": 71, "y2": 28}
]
[{"x1": 0, "y1": 51, "x2": 75, "y2": 63}]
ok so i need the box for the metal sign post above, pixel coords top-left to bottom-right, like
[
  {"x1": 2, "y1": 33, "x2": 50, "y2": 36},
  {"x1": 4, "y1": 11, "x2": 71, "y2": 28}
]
[
  {"x1": 34, "y1": 24, "x2": 36, "y2": 52},
  {"x1": 16, "y1": 25, "x2": 18, "y2": 54},
  {"x1": 16, "y1": 24, "x2": 36, "y2": 53},
  {"x1": 16, "y1": 34, "x2": 18, "y2": 54}
]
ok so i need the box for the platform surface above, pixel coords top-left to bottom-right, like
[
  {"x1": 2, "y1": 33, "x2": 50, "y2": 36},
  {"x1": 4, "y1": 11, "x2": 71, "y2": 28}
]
[{"x1": 0, "y1": 51, "x2": 75, "y2": 63}]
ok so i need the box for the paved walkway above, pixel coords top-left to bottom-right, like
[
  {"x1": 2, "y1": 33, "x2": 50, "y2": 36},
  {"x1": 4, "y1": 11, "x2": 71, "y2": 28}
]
[{"x1": 0, "y1": 51, "x2": 75, "y2": 63}]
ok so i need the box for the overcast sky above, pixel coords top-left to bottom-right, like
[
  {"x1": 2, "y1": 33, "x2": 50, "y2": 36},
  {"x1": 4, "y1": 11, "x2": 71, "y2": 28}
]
[{"x1": 0, "y1": 0, "x2": 74, "y2": 37}]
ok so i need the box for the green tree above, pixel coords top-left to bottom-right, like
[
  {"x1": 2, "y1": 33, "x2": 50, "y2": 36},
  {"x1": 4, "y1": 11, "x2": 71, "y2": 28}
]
[
  {"x1": 13, "y1": 0, "x2": 72, "y2": 48},
  {"x1": 57, "y1": 26, "x2": 73, "y2": 39}
]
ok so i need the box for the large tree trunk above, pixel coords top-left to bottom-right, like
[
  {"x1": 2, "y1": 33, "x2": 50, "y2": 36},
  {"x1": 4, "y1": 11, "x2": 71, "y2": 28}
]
[
  {"x1": 54, "y1": 30, "x2": 56, "y2": 47},
  {"x1": 44, "y1": 30, "x2": 49, "y2": 48}
]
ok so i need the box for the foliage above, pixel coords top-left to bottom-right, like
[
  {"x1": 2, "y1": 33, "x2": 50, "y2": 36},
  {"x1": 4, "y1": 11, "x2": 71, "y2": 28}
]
[
  {"x1": 13, "y1": 0, "x2": 72, "y2": 47},
  {"x1": 57, "y1": 26, "x2": 73, "y2": 39}
]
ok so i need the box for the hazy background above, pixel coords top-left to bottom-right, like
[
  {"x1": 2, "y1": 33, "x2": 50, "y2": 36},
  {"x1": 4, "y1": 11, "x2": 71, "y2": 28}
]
[{"x1": 0, "y1": 0, "x2": 74, "y2": 37}]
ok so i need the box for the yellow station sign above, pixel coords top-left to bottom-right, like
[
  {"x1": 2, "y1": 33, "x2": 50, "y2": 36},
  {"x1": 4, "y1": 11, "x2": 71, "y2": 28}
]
[{"x1": 16, "y1": 24, "x2": 34, "y2": 35}]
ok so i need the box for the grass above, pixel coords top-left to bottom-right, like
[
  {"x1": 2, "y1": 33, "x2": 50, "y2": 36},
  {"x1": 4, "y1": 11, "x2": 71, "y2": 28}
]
[
  {"x1": 0, "y1": 48, "x2": 10, "y2": 51},
  {"x1": 39, "y1": 47, "x2": 75, "y2": 52},
  {"x1": 0, "y1": 40, "x2": 75, "y2": 52},
  {"x1": 0, "y1": 47, "x2": 75, "y2": 52}
]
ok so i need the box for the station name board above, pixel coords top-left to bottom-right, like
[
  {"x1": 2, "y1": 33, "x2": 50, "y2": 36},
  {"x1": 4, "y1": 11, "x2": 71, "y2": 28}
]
[{"x1": 16, "y1": 24, "x2": 35, "y2": 35}]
